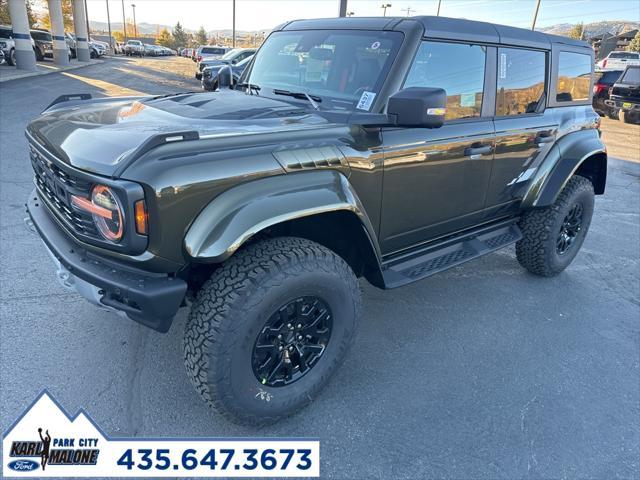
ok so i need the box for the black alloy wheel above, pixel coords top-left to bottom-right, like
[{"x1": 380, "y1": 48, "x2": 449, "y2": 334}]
[
  {"x1": 556, "y1": 203, "x2": 583, "y2": 255},
  {"x1": 252, "y1": 296, "x2": 333, "y2": 387}
]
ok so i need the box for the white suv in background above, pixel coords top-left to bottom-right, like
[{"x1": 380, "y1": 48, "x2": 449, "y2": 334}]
[{"x1": 597, "y1": 51, "x2": 640, "y2": 71}]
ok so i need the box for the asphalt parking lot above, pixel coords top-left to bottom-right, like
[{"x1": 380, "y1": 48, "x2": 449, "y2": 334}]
[{"x1": 1, "y1": 56, "x2": 639, "y2": 479}]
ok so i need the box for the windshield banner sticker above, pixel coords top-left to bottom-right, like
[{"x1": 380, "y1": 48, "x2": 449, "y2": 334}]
[
  {"x1": 3, "y1": 391, "x2": 320, "y2": 477},
  {"x1": 356, "y1": 91, "x2": 376, "y2": 111}
]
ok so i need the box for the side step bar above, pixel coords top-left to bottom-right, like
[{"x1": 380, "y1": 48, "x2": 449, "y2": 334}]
[{"x1": 382, "y1": 219, "x2": 522, "y2": 288}]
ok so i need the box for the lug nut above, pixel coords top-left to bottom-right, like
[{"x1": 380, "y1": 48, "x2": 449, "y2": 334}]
[
  {"x1": 298, "y1": 335, "x2": 303, "y2": 340},
  {"x1": 277, "y1": 334, "x2": 282, "y2": 339},
  {"x1": 278, "y1": 345, "x2": 283, "y2": 351},
  {"x1": 287, "y1": 323, "x2": 292, "y2": 329},
  {"x1": 288, "y1": 346, "x2": 294, "y2": 351},
  {"x1": 297, "y1": 323, "x2": 302, "y2": 329}
]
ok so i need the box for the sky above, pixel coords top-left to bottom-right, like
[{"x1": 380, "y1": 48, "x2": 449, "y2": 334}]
[{"x1": 85, "y1": 0, "x2": 640, "y2": 32}]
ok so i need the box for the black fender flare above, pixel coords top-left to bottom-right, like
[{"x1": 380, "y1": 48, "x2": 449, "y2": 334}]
[
  {"x1": 184, "y1": 170, "x2": 381, "y2": 264},
  {"x1": 522, "y1": 128, "x2": 606, "y2": 208}
]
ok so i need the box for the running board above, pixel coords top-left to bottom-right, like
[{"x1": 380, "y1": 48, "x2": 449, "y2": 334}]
[{"x1": 382, "y1": 220, "x2": 522, "y2": 288}]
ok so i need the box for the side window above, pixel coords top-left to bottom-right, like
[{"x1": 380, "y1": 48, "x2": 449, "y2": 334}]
[
  {"x1": 496, "y1": 48, "x2": 546, "y2": 116},
  {"x1": 556, "y1": 51, "x2": 592, "y2": 102},
  {"x1": 404, "y1": 41, "x2": 486, "y2": 121}
]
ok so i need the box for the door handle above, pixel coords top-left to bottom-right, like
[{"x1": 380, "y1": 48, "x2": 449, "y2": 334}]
[{"x1": 464, "y1": 145, "x2": 492, "y2": 159}]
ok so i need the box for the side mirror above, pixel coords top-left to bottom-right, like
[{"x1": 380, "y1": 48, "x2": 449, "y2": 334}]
[
  {"x1": 387, "y1": 87, "x2": 447, "y2": 128},
  {"x1": 218, "y1": 65, "x2": 233, "y2": 89}
]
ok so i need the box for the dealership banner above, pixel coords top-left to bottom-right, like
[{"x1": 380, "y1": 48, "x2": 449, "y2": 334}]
[{"x1": 3, "y1": 391, "x2": 319, "y2": 477}]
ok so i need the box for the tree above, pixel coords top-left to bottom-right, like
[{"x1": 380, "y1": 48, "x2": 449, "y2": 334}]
[
  {"x1": 172, "y1": 21, "x2": 187, "y2": 48},
  {"x1": 38, "y1": 0, "x2": 74, "y2": 31},
  {"x1": 195, "y1": 25, "x2": 208, "y2": 45},
  {"x1": 0, "y1": 0, "x2": 38, "y2": 27},
  {"x1": 113, "y1": 30, "x2": 124, "y2": 42},
  {"x1": 568, "y1": 22, "x2": 584, "y2": 40},
  {"x1": 156, "y1": 27, "x2": 173, "y2": 48},
  {"x1": 628, "y1": 31, "x2": 640, "y2": 53}
]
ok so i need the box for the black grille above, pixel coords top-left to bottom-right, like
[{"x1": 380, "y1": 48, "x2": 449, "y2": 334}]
[{"x1": 30, "y1": 143, "x2": 100, "y2": 238}]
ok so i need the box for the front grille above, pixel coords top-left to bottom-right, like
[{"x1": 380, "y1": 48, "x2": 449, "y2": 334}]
[{"x1": 29, "y1": 143, "x2": 100, "y2": 238}]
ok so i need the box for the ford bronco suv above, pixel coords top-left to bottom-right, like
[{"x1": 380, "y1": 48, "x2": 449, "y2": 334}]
[{"x1": 25, "y1": 16, "x2": 606, "y2": 425}]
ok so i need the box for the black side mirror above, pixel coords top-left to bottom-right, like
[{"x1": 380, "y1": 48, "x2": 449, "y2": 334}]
[
  {"x1": 218, "y1": 65, "x2": 233, "y2": 89},
  {"x1": 387, "y1": 87, "x2": 447, "y2": 128}
]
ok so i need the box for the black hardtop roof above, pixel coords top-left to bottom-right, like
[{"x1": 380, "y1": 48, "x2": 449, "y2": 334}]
[{"x1": 279, "y1": 15, "x2": 591, "y2": 50}]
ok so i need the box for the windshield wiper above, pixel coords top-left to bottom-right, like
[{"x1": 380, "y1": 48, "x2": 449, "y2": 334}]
[
  {"x1": 273, "y1": 89, "x2": 321, "y2": 110},
  {"x1": 236, "y1": 82, "x2": 261, "y2": 95}
]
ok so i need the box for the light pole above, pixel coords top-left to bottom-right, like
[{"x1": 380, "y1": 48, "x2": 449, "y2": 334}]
[
  {"x1": 232, "y1": 0, "x2": 236, "y2": 48},
  {"x1": 121, "y1": 0, "x2": 127, "y2": 41},
  {"x1": 106, "y1": 0, "x2": 113, "y2": 53},
  {"x1": 531, "y1": 0, "x2": 541, "y2": 30},
  {"x1": 436, "y1": 0, "x2": 442, "y2": 16},
  {"x1": 131, "y1": 3, "x2": 137, "y2": 38},
  {"x1": 381, "y1": 3, "x2": 392, "y2": 16},
  {"x1": 401, "y1": 6, "x2": 414, "y2": 16}
]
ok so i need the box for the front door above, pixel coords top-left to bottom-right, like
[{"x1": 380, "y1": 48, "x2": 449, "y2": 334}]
[{"x1": 379, "y1": 40, "x2": 494, "y2": 254}]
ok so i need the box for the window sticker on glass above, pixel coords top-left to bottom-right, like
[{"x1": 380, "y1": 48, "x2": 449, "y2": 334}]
[
  {"x1": 371, "y1": 41, "x2": 380, "y2": 50},
  {"x1": 357, "y1": 91, "x2": 376, "y2": 111},
  {"x1": 460, "y1": 93, "x2": 476, "y2": 107},
  {"x1": 499, "y1": 52, "x2": 507, "y2": 79}
]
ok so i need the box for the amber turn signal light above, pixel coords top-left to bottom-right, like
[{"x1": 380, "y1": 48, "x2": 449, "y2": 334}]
[{"x1": 134, "y1": 200, "x2": 148, "y2": 235}]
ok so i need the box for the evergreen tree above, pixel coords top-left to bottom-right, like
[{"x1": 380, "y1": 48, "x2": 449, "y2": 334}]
[
  {"x1": 195, "y1": 25, "x2": 208, "y2": 45},
  {"x1": 172, "y1": 21, "x2": 188, "y2": 48}
]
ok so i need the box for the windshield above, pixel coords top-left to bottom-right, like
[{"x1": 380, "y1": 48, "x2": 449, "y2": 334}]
[
  {"x1": 609, "y1": 52, "x2": 639, "y2": 60},
  {"x1": 247, "y1": 30, "x2": 403, "y2": 111},
  {"x1": 221, "y1": 49, "x2": 239, "y2": 60},
  {"x1": 31, "y1": 31, "x2": 51, "y2": 41},
  {"x1": 202, "y1": 47, "x2": 226, "y2": 55}
]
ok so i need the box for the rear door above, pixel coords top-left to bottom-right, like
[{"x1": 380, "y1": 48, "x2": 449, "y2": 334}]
[
  {"x1": 380, "y1": 40, "x2": 495, "y2": 253},
  {"x1": 486, "y1": 47, "x2": 557, "y2": 209}
]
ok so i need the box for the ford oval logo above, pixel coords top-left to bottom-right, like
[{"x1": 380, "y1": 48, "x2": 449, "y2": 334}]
[{"x1": 8, "y1": 459, "x2": 39, "y2": 471}]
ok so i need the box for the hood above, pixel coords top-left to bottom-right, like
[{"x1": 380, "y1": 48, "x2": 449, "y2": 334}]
[{"x1": 27, "y1": 90, "x2": 339, "y2": 177}]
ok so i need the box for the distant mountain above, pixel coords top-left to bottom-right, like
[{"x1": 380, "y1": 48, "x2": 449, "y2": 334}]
[
  {"x1": 89, "y1": 21, "x2": 181, "y2": 35},
  {"x1": 539, "y1": 20, "x2": 639, "y2": 39}
]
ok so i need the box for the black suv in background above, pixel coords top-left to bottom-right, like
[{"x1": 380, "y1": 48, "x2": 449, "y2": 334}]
[
  {"x1": 606, "y1": 65, "x2": 640, "y2": 124},
  {"x1": 26, "y1": 16, "x2": 605, "y2": 425},
  {"x1": 593, "y1": 69, "x2": 622, "y2": 118}
]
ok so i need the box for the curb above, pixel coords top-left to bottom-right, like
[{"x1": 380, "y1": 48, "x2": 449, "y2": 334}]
[{"x1": 0, "y1": 58, "x2": 105, "y2": 83}]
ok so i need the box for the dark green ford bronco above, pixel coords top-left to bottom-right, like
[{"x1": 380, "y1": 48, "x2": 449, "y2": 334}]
[{"x1": 26, "y1": 16, "x2": 606, "y2": 424}]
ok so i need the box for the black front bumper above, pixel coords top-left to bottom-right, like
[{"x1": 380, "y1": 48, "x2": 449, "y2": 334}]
[
  {"x1": 605, "y1": 98, "x2": 640, "y2": 111},
  {"x1": 27, "y1": 189, "x2": 187, "y2": 333}
]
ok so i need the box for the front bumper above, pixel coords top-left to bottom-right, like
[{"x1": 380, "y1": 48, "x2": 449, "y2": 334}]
[{"x1": 26, "y1": 188, "x2": 187, "y2": 333}]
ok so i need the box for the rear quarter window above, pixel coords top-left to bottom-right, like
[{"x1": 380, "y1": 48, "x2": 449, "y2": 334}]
[
  {"x1": 621, "y1": 67, "x2": 639, "y2": 84},
  {"x1": 556, "y1": 51, "x2": 592, "y2": 102}
]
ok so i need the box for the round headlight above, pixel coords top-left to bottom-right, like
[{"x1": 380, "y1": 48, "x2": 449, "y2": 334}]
[{"x1": 91, "y1": 185, "x2": 124, "y2": 242}]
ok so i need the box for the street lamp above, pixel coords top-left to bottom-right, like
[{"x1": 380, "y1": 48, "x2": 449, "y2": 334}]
[
  {"x1": 381, "y1": 3, "x2": 392, "y2": 16},
  {"x1": 131, "y1": 3, "x2": 137, "y2": 38}
]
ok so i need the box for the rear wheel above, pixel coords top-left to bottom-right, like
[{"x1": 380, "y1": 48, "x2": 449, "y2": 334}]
[
  {"x1": 622, "y1": 110, "x2": 640, "y2": 125},
  {"x1": 184, "y1": 237, "x2": 361, "y2": 425},
  {"x1": 516, "y1": 175, "x2": 594, "y2": 277}
]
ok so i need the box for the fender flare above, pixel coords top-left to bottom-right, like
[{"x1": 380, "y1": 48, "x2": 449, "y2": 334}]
[
  {"x1": 184, "y1": 170, "x2": 381, "y2": 263},
  {"x1": 522, "y1": 128, "x2": 606, "y2": 208}
]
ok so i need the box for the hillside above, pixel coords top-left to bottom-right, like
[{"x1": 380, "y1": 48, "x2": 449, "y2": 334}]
[{"x1": 539, "y1": 20, "x2": 639, "y2": 39}]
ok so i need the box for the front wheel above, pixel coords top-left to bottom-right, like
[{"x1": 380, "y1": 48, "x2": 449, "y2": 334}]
[
  {"x1": 184, "y1": 237, "x2": 361, "y2": 425},
  {"x1": 516, "y1": 175, "x2": 594, "y2": 276},
  {"x1": 7, "y1": 48, "x2": 16, "y2": 66}
]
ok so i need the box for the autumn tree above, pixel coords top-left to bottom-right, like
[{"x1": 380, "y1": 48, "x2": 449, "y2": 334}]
[
  {"x1": 0, "y1": 0, "x2": 38, "y2": 27},
  {"x1": 156, "y1": 27, "x2": 173, "y2": 48},
  {"x1": 38, "y1": 0, "x2": 74, "y2": 31},
  {"x1": 195, "y1": 25, "x2": 208, "y2": 45},
  {"x1": 628, "y1": 31, "x2": 640, "y2": 53},
  {"x1": 568, "y1": 22, "x2": 584, "y2": 40}
]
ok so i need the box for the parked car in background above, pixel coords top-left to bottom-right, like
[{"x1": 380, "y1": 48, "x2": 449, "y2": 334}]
[
  {"x1": 0, "y1": 24, "x2": 16, "y2": 66},
  {"x1": 201, "y1": 54, "x2": 253, "y2": 90},
  {"x1": 30, "y1": 29, "x2": 53, "y2": 61},
  {"x1": 606, "y1": 65, "x2": 640, "y2": 124},
  {"x1": 143, "y1": 43, "x2": 157, "y2": 56},
  {"x1": 597, "y1": 51, "x2": 640, "y2": 71},
  {"x1": 592, "y1": 69, "x2": 623, "y2": 118},
  {"x1": 89, "y1": 41, "x2": 106, "y2": 58},
  {"x1": 195, "y1": 48, "x2": 256, "y2": 79},
  {"x1": 0, "y1": 48, "x2": 4, "y2": 65},
  {"x1": 196, "y1": 45, "x2": 230, "y2": 63},
  {"x1": 65, "y1": 32, "x2": 76, "y2": 58},
  {"x1": 124, "y1": 39, "x2": 144, "y2": 57}
]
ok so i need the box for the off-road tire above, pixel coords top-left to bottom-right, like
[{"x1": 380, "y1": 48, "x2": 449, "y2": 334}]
[
  {"x1": 516, "y1": 175, "x2": 594, "y2": 276},
  {"x1": 184, "y1": 236, "x2": 361, "y2": 425}
]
